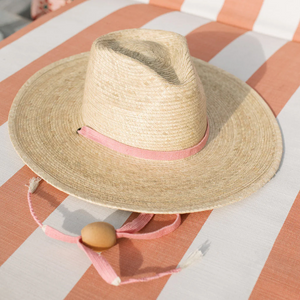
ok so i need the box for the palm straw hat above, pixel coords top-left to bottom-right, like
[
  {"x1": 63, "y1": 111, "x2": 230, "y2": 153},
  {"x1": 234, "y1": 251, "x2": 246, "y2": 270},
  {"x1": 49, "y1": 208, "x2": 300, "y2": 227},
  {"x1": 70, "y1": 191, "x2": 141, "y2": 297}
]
[{"x1": 8, "y1": 29, "x2": 282, "y2": 214}]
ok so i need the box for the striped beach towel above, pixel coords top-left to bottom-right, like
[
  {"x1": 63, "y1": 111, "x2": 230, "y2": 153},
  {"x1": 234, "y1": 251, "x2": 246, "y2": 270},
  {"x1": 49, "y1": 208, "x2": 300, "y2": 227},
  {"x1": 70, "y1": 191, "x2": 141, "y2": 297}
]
[{"x1": 0, "y1": 0, "x2": 300, "y2": 299}]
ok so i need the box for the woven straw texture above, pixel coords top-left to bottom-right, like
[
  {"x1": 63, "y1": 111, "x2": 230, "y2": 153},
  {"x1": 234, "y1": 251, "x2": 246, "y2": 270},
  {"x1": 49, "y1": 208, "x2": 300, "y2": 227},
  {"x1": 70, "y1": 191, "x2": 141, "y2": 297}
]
[
  {"x1": 8, "y1": 29, "x2": 282, "y2": 214},
  {"x1": 82, "y1": 30, "x2": 207, "y2": 151}
]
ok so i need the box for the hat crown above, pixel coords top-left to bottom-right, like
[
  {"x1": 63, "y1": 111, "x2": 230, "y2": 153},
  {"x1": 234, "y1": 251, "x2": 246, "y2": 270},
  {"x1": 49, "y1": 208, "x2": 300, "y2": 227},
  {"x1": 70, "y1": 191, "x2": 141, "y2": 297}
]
[{"x1": 82, "y1": 29, "x2": 207, "y2": 151}]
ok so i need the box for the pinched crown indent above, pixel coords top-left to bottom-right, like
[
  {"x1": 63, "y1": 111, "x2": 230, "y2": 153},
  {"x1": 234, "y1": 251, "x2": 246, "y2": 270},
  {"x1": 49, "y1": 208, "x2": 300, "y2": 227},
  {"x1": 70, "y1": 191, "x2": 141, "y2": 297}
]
[{"x1": 81, "y1": 29, "x2": 207, "y2": 151}]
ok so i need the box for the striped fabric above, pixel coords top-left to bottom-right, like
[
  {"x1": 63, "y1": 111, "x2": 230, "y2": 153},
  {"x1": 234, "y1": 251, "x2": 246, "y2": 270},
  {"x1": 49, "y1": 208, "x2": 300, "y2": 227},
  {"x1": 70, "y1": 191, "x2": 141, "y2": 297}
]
[
  {"x1": 145, "y1": 0, "x2": 300, "y2": 41},
  {"x1": 0, "y1": 0, "x2": 300, "y2": 299}
]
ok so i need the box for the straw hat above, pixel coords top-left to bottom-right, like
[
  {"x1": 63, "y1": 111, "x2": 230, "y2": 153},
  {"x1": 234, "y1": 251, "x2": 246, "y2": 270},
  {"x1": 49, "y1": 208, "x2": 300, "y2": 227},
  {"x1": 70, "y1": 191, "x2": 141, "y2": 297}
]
[{"x1": 8, "y1": 29, "x2": 282, "y2": 214}]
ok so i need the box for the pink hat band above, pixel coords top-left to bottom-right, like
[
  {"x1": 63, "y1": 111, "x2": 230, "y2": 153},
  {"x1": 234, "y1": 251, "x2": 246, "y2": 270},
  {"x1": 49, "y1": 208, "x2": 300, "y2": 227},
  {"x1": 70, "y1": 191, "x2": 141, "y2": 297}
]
[{"x1": 77, "y1": 121, "x2": 209, "y2": 160}]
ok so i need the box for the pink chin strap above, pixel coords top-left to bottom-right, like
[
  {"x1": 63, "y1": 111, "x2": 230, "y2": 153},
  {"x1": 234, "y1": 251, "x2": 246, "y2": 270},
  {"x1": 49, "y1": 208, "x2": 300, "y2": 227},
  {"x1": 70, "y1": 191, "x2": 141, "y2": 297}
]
[{"x1": 27, "y1": 178, "x2": 203, "y2": 286}]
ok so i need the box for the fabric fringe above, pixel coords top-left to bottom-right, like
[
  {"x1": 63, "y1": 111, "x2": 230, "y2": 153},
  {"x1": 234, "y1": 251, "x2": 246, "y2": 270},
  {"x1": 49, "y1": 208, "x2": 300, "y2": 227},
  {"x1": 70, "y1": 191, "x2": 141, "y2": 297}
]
[{"x1": 178, "y1": 248, "x2": 203, "y2": 269}]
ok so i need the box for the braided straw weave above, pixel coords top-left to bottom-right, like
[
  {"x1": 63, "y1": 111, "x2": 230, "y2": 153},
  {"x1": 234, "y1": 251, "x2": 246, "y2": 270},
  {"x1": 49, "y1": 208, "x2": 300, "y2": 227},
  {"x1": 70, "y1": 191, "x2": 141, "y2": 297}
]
[{"x1": 8, "y1": 29, "x2": 282, "y2": 213}]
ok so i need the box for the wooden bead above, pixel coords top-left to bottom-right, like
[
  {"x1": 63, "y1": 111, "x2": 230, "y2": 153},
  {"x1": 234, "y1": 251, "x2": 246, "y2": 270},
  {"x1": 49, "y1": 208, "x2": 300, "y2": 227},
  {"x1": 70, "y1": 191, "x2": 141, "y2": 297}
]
[{"x1": 81, "y1": 222, "x2": 116, "y2": 252}]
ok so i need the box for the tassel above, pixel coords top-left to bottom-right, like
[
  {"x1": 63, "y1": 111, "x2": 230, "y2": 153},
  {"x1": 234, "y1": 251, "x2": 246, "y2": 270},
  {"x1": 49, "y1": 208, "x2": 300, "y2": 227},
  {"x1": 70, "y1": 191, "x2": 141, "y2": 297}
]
[
  {"x1": 28, "y1": 177, "x2": 42, "y2": 193},
  {"x1": 178, "y1": 248, "x2": 203, "y2": 269},
  {"x1": 111, "y1": 277, "x2": 121, "y2": 286}
]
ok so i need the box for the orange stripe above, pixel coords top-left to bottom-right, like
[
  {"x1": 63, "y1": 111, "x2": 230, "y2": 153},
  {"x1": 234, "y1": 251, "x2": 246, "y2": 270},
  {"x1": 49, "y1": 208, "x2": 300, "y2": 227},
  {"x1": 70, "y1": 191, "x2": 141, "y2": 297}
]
[
  {"x1": 249, "y1": 192, "x2": 300, "y2": 300},
  {"x1": 0, "y1": 0, "x2": 86, "y2": 50},
  {"x1": 0, "y1": 4, "x2": 171, "y2": 265},
  {"x1": 0, "y1": 4, "x2": 172, "y2": 126},
  {"x1": 247, "y1": 41, "x2": 300, "y2": 116},
  {"x1": 66, "y1": 22, "x2": 246, "y2": 299},
  {"x1": 293, "y1": 21, "x2": 300, "y2": 43},
  {"x1": 186, "y1": 21, "x2": 247, "y2": 61},
  {"x1": 217, "y1": 0, "x2": 264, "y2": 30},
  {"x1": 0, "y1": 166, "x2": 67, "y2": 265},
  {"x1": 149, "y1": 0, "x2": 185, "y2": 11}
]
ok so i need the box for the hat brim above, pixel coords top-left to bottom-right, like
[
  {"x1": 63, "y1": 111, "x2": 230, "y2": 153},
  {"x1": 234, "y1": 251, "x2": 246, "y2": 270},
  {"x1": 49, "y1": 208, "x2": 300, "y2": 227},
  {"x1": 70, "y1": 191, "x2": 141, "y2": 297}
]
[{"x1": 8, "y1": 52, "x2": 282, "y2": 214}]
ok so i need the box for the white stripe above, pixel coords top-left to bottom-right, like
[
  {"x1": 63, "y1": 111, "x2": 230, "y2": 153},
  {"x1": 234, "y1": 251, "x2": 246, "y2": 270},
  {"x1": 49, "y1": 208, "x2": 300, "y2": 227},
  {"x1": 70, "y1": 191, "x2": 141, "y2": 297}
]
[
  {"x1": 159, "y1": 74, "x2": 300, "y2": 299},
  {"x1": 0, "y1": 195, "x2": 131, "y2": 299},
  {"x1": 142, "y1": 11, "x2": 210, "y2": 36},
  {"x1": 253, "y1": 0, "x2": 300, "y2": 40},
  {"x1": 0, "y1": 0, "x2": 134, "y2": 82},
  {"x1": 209, "y1": 31, "x2": 287, "y2": 81},
  {"x1": 0, "y1": 122, "x2": 24, "y2": 186},
  {"x1": 181, "y1": 0, "x2": 225, "y2": 21}
]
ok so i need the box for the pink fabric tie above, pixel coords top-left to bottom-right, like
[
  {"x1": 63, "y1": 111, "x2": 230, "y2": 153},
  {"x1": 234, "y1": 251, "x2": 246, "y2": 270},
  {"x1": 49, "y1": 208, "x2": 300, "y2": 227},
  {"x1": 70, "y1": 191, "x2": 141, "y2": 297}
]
[
  {"x1": 77, "y1": 122, "x2": 209, "y2": 160},
  {"x1": 27, "y1": 178, "x2": 185, "y2": 285}
]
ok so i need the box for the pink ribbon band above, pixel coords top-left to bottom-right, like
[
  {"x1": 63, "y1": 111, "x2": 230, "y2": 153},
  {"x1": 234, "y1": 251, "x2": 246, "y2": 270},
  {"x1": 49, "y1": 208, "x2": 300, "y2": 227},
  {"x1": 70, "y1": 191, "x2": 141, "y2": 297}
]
[{"x1": 78, "y1": 122, "x2": 209, "y2": 161}]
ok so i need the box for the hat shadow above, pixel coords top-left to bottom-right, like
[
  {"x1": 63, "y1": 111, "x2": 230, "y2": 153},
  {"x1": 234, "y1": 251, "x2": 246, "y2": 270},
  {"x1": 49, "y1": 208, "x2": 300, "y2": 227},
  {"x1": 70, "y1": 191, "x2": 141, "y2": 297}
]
[
  {"x1": 117, "y1": 239, "x2": 180, "y2": 277},
  {"x1": 35, "y1": 189, "x2": 125, "y2": 235},
  {"x1": 186, "y1": 29, "x2": 268, "y2": 144},
  {"x1": 58, "y1": 206, "x2": 126, "y2": 235},
  {"x1": 116, "y1": 213, "x2": 193, "y2": 277}
]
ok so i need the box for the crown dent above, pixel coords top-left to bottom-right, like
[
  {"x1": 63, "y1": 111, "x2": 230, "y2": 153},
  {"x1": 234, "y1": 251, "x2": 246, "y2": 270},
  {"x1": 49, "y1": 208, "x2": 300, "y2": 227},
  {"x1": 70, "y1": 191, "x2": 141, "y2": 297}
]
[{"x1": 81, "y1": 29, "x2": 207, "y2": 151}]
